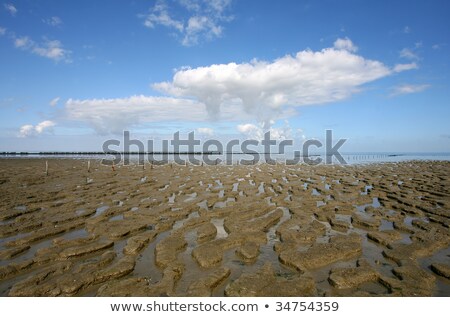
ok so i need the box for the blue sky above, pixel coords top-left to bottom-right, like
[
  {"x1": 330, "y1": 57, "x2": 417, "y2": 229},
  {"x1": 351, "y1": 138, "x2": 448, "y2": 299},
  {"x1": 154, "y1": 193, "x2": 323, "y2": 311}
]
[{"x1": 0, "y1": 0, "x2": 449, "y2": 152}]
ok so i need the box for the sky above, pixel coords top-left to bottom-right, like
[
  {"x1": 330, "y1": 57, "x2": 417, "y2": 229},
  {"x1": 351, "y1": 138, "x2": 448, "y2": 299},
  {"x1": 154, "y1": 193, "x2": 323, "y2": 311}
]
[{"x1": 0, "y1": 0, "x2": 449, "y2": 152}]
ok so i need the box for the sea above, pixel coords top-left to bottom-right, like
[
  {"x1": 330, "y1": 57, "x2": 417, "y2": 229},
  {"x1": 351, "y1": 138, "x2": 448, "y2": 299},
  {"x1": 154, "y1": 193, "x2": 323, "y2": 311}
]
[{"x1": 1, "y1": 152, "x2": 449, "y2": 165}]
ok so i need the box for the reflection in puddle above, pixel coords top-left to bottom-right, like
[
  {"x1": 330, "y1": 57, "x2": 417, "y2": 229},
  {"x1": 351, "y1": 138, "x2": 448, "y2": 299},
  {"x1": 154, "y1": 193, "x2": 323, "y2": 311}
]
[
  {"x1": 94, "y1": 205, "x2": 109, "y2": 217},
  {"x1": 379, "y1": 219, "x2": 394, "y2": 231},
  {"x1": 211, "y1": 218, "x2": 228, "y2": 239},
  {"x1": 109, "y1": 214, "x2": 124, "y2": 221}
]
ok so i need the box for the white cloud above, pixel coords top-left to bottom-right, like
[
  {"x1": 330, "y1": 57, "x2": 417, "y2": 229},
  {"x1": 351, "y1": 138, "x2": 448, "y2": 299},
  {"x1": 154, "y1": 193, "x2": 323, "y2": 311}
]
[
  {"x1": 393, "y1": 62, "x2": 418, "y2": 72},
  {"x1": 0, "y1": 27, "x2": 6, "y2": 36},
  {"x1": 19, "y1": 120, "x2": 56, "y2": 137},
  {"x1": 14, "y1": 36, "x2": 71, "y2": 62},
  {"x1": 32, "y1": 40, "x2": 71, "y2": 62},
  {"x1": 400, "y1": 48, "x2": 419, "y2": 60},
  {"x1": 333, "y1": 37, "x2": 358, "y2": 52},
  {"x1": 143, "y1": 1, "x2": 184, "y2": 32},
  {"x1": 14, "y1": 36, "x2": 32, "y2": 49},
  {"x1": 154, "y1": 38, "x2": 411, "y2": 123},
  {"x1": 64, "y1": 95, "x2": 253, "y2": 135},
  {"x1": 237, "y1": 123, "x2": 264, "y2": 140},
  {"x1": 19, "y1": 125, "x2": 34, "y2": 138},
  {"x1": 59, "y1": 38, "x2": 417, "y2": 135},
  {"x1": 35, "y1": 120, "x2": 56, "y2": 133},
  {"x1": 143, "y1": 0, "x2": 233, "y2": 46},
  {"x1": 237, "y1": 120, "x2": 293, "y2": 141},
  {"x1": 44, "y1": 16, "x2": 63, "y2": 26},
  {"x1": 390, "y1": 84, "x2": 430, "y2": 96},
  {"x1": 4, "y1": 3, "x2": 17, "y2": 16},
  {"x1": 49, "y1": 97, "x2": 60, "y2": 107},
  {"x1": 196, "y1": 127, "x2": 214, "y2": 136},
  {"x1": 64, "y1": 95, "x2": 294, "y2": 135},
  {"x1": 403, "y1": 26, "x2": 411, "y2": 34}
]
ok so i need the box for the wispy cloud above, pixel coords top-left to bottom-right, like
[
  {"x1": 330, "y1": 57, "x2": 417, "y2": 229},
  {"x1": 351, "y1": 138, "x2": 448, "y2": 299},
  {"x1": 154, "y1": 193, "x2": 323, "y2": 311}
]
[
  {"x1": 393, "y1": 62, "x2": 418, "y2": 72},
  {"x1": 403, "y1": 26, "x2": 411, "y2": 34},
  {"x1": 32, "y1": 39, "x2": 71, "y2": 62},
  {"x1": 49, "y1": 97, "x2": 60, "y2": 107},
  {"x1": 14, "y1": 36, "x2": 33, "y2": 49},
  {"x1": 43, "y1": 16, "x2": 63, "y2": 27},
  {"x1": 400, "y1": 48, "x2": 419, "y2": 60},
  {"x1": 333, "y1": 37, "x2": 358, "y2": 52},
  {"x1": 390, "y1": 84, "x2": 430, "y2": 96},
  {"x1": 13, "y1": 36, "x2": 72, "y2": 63},
  {"x1": 196, "y1": 127, "x2": 214, "y2": 136},
  {"x1": 64, "y1": 95, "x2": 252, "y2": 135},
  {"x1": 19, "y1": 120, "x2": 56, "y2": 138},
  {"x1": 0, "y1": 27, "x2": 6, "y2": 35},
  {"x1": 143, "y1": 1, "x2": 184, "y2": 32},
  {"x1": 4, "y1": 3, "x2": 17, "y2": 16},
  {"x1": 142, "y1": 0, "x2": 233, "y2": 46}
]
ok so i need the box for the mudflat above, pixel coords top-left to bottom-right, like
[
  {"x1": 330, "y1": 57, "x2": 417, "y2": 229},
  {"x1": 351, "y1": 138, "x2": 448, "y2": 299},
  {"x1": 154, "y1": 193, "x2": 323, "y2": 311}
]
[{"x1": 0, "y1": 159, "x2": 449, "y2": 296}]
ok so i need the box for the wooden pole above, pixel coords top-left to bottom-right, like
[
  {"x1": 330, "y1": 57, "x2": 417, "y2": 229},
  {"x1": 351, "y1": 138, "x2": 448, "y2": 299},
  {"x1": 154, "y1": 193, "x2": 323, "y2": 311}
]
[
  {"x1": 87, "y1": 160, "x2": 91, "y2": 173},
  {"x1": 45, "y1": 160, "x2": 48, "y2": 176}
]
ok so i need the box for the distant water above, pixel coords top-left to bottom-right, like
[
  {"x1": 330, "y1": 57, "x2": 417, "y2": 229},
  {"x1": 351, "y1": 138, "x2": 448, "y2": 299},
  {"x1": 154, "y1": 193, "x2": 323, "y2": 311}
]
[{"x1": 1, "y1": 152, "x2": 449, "y2": 165}]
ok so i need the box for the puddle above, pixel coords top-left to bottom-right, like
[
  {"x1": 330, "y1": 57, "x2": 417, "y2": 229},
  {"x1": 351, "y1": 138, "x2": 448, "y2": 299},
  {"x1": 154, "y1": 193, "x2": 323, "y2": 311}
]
[
  {"x1": 257, "y1": 207, "x2": 291, "y2": 270},
  {"x1": 257, "y1": 183, "x2": 265, "y2": 195},
  {"x1": 75, "y1": 209, "x2": 86, "y2": 216},
  {"x1": 113, "y1": 239, "x2": 128, "y2": 257},
  {"x1": 172, "y1": 212, "x2": 199, "y2": 230},
  {"x1": 109, "y1": 214, "x2": 124, "y2": 221},
  {"x1": 361, "y1": 185, "x2": 373, "y2": 195},
  {"x1": 94, "y1": 206, "x2": 109, "y2": 217},
  {"x1": 379, "y1": 219, "x2": 394, "y2": 231},
  {"x1": 419, "y1": 246, "x2": 450, "y2": 296},
  {"x1": 356, "y1": 198, "x2": 381, "y2": 213},
  {"x1": 197, "y1": 200, "x2": 208, "y2": 210},
  {"x1": 159, "y1": 184, "x2": 169, "y2": 191},
  {"x1": 168, "y1": 193, "x2": 176, "y2": 204},
  {"x1": 211, "y1": 218, "x2": 228, "y2": 239},
  {"x1": 60, "y1": 228, "x2": 89, "y2": 240},
  {"x1": 174, "y1": 229, "x2": 204, "y2": 295},
  {"x1": 0, "y1": 232, "x2": 31, "y2": 252},
  {"x1": 184, "y1": 193, "x2": 198, "y2": 202}
]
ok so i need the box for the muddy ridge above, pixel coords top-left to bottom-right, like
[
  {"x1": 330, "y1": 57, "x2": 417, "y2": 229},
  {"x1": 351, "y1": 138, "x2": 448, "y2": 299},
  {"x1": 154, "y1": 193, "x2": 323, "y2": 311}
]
[{"x1": 0, "y1": 159, "x2": 449, "y2": 296}]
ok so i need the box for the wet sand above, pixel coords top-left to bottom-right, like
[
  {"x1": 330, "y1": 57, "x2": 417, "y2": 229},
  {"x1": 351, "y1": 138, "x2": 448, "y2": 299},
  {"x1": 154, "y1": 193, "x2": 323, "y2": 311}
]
[{"x1": 0, "y1": 159, "x2": 449, "y2": 296}]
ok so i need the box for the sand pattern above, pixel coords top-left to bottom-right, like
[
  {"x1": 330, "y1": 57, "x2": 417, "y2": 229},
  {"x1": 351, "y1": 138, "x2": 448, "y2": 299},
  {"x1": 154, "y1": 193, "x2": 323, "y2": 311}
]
[{"x1": 0, "y1": 159, "x2": 449, "y2": 296}]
